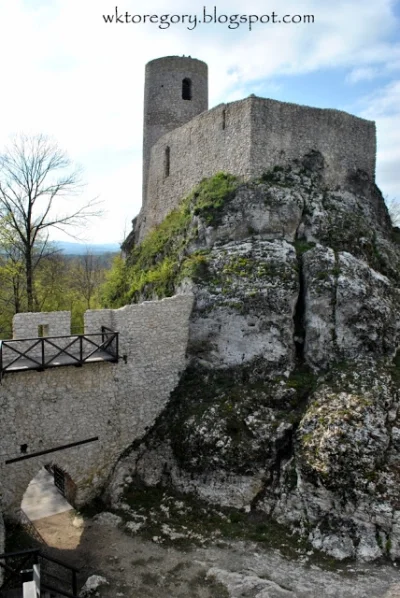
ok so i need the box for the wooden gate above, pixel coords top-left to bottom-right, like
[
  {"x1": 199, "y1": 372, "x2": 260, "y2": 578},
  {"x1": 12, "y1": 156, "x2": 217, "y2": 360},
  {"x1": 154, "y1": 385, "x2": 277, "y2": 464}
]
[
  {"x1": 50, "y1": 464, "x2": 77, "y2": 506},
  {"x1": 53, "y1": 465, "x2": 65, "y2": 496}
]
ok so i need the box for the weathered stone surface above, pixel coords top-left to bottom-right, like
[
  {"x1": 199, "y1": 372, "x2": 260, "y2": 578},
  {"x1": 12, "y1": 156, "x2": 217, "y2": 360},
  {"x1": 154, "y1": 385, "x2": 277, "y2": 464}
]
[
  {"x1": 188, "y1": 239, "x2": 298, "y2": 376},
  {"x1": 303, "y1": 247, "x2": 400, "y2": 369},
  {"x1": 0, "y1": 294, "x2": 193, "y2": 517},
  {"x1": 207, "y1": 567, "x2": 295, "y2": 597},
  {"x1": 79, "y1": 574, "x2": 109, "y2": 597},
  {"x1": 107, "y1": 155, "x2": 400, "y2": 563}
]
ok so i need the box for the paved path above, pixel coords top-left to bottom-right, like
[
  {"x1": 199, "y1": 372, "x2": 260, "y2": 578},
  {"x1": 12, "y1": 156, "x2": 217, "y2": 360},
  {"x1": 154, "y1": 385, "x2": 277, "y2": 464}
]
[{"x1": 21, "y1": 467, "x2": 72, "y2": 521}]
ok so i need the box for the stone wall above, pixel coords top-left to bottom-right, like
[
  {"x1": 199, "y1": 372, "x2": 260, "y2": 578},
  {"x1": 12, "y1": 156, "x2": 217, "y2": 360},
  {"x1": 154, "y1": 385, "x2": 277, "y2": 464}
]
[
  {"x1": 12, "y1": 311, "x2": 71, "y2": 339},
  {"x1": 0, "y1": 294, "x2": 193, "y2": 518},
  {"x1": 139, "y1": 100, "x2": 252, "y2": 241},
  {"x1": 137, "y1": 96, "x2": 376, "y2": 242},
  {"x1": 142, "y1": 56, "x2": 208, "y2": 205},
  {"x1": 0, "y1": 511, "x2": 4, "y2": 586}
]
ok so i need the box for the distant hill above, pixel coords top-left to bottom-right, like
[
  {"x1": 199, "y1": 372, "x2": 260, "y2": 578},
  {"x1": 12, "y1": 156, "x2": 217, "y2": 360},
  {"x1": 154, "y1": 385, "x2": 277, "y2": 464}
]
[{"x1": 54, "y1": 241, "x2": 120, "y2": 255}]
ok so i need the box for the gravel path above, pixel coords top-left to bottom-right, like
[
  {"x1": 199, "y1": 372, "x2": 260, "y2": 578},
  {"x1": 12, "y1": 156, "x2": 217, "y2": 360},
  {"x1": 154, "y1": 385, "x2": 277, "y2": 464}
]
[{"x1": 30, "y1": 511, "x2": 400, "y2": 598}]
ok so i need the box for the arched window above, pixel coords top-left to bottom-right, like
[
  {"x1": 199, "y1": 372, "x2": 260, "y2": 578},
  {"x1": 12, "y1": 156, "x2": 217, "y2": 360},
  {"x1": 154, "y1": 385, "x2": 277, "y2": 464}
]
[
  {"x1": 182, "y1": 78, "x2": 192, "y2": 100},
  {"x1": 164, "y1": 146, "x2": 170, "y2": 177}
]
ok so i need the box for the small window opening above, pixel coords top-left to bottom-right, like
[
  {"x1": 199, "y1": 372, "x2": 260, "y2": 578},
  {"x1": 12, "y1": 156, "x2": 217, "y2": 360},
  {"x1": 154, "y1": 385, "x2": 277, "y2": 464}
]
[
  {"x1": 164, "y1": 146, "x2": 170, "y2": 178},
  {"x1": 182, "y1": 78, "x2": 192, "y2": 100},
  {"x1": 20, "y1": 444, "x2": 28, "y2": 454},
  {"x1": 222, "y1": 108, "x2": 226, "y2": 130},
  {"x1": 38, "y1": 324, "x2": 49, "y2": 337}
]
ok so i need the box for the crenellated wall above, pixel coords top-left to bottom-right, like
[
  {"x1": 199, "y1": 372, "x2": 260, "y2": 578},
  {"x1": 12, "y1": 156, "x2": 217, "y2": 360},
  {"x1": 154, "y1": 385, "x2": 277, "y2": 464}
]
[
  {"x1": 0, "y1": 294, "x2": 193, "y2": 518},
  {"x1": 136, "y1": 96, "x2": 376, "y2": 242},
  {"x1": 13, "y1": 311, "x2": 71, "y2": 339}
]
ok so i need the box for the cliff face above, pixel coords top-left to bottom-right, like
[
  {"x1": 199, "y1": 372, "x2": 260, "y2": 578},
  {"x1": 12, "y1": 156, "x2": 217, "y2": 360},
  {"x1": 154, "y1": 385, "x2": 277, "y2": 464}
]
[{"x1": 106, "y1": 153, "x2": 400, "y2": 561}]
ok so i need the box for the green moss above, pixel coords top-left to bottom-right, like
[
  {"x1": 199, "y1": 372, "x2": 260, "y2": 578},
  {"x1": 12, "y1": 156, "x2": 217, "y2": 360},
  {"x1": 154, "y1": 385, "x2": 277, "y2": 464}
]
[
  {"x1": 102, "y1": 173, "x2": 239, "y2": 306},
  {"x1": 294, "y1": 240, "x2": 316, "y2": 256},
  {"x1": 120, "y1": 481, "x2": 311, "y2": 558},
  {"x1": 286, "y1": 366, "x2": 318, "y2": 400},
  {"x1": 192, "y1": 172, "x2": 239, "y2": 225},
  {"x1": 178, "y1": 252, "x2": 210, "y2": 283},
  {"x1": 259, "y1": 165, "x2": 293, "y2": 188}
]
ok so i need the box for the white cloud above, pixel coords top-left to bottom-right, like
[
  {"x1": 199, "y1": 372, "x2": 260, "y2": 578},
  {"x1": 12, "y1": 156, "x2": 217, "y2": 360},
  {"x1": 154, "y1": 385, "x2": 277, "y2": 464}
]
[
  {"x1": 359, "y1": 80, "x2": 400, "y2": 200},
  {"x1": 0, "y1": 0, "x2": 399, "y2": 241},
  {"x1": 347, "y1": 67, "x2": 380, "y2": 83}
]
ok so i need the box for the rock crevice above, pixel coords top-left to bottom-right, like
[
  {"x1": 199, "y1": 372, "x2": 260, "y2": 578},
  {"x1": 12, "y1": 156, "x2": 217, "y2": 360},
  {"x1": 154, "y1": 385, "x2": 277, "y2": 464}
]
[{"x1": 106, "y1": 153, "x2": 400, "y2": 561}]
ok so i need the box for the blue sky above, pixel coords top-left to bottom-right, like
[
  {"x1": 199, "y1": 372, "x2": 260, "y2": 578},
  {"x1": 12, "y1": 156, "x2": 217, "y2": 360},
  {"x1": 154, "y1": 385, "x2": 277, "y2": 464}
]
[{"x1": 0, "y1": 0, "x2": 399, "y2": 243}]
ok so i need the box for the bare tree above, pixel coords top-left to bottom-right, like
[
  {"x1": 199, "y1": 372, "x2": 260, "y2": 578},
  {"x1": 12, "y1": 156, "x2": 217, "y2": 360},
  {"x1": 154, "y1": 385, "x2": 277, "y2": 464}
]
[{"x1": 0, "y1": 134, "x2": 101, "y2": 310}]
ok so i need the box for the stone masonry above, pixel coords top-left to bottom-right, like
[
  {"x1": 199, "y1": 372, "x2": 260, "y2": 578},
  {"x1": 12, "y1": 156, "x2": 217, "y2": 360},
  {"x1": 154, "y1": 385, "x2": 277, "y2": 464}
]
[
  {"x1": 13, "y1": 311, "x2": 71, "y2": 339},
  {"x1": 131, "y1": 56, "x2": 376, "y2": 245},
  {"x1": 0, "y1": 294, "x2": 193, "y2": 518}
]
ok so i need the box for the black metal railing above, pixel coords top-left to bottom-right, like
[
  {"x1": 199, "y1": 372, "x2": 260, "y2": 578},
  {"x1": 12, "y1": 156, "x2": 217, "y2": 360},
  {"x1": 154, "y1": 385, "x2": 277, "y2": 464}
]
[
  {"x1": 15, "y1": 508, "x2": 48, "y2": 551},
  {"x1": 101, "y1": 326, "x2": 119, "y2": 360},
  {"x1": 0, "y1": 330, "x2": 119, "y2": 379},
  {"x1": 0, "y1": 548, "x2": 79, "y2": 597}
]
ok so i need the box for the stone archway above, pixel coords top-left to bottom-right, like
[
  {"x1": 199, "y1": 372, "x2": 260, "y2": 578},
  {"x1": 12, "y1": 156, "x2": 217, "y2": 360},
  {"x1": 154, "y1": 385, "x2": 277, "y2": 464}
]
[{"x1": 21, "y1": 464, "x2": 75, "y2": 523}]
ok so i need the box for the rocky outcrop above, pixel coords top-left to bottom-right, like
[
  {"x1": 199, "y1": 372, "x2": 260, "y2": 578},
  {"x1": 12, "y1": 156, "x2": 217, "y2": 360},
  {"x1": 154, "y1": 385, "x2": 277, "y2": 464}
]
[{"x1": 106, "y1": 153, "x2": 400, "y2": 561}]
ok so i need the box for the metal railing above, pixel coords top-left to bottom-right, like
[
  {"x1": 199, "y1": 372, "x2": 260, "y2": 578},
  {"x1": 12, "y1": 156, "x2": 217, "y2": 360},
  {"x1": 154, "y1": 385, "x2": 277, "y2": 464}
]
[
  {"x1": 0, "y1": 329, "x2": 119, "y2": 379},
  {"x1": 0, "y1": 549, "x2": 79, "y2": 597},
  {"x1": 101, "y1": 326, "x2": 119, "y2": 360},
  {"x1": 16, "y1": 509, "x2": 48, "y2": 551}
]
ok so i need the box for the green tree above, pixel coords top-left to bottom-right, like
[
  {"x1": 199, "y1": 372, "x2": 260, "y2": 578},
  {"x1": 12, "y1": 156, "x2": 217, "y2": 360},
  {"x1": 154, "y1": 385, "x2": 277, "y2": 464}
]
[{"x1": 0, "y1": 134, "x2": 101, "y2": 311}]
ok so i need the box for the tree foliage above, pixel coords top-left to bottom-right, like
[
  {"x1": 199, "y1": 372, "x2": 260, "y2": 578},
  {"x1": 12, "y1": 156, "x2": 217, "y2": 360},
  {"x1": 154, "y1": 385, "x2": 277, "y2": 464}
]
[{"x1": 0, "y1": 134, "x2": 101, "y2": 310}]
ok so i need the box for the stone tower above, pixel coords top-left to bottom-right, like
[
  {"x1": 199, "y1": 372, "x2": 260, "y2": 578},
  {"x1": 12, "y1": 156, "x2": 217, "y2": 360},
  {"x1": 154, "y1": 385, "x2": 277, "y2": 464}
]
[{"x1": 142, "y1": 55, "x2": 208, "y2": 205}]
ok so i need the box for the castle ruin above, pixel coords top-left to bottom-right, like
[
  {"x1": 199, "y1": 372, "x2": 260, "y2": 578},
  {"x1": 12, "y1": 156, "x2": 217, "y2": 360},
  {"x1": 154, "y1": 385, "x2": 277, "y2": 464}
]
[{"x1": 126, "y1": 55, "x2": 376, "y2": 247}]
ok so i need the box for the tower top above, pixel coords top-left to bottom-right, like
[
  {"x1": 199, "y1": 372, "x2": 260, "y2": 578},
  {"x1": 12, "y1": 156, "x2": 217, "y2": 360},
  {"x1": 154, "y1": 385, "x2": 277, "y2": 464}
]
[{"x1": 142, "y1": 56, "x2": 208, "y2": 206}]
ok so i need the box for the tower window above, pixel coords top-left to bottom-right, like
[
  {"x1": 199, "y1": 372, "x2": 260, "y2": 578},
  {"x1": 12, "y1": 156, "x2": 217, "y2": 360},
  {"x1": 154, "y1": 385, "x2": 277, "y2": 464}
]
[
  {"x1": 164, "y1": 146, "x2": 170, "y2": 177},
  {"x1": 182, "y1": 78, "x2": 192, "y2": 100},
  {"x1": 222, "y1": 108, "x2": 226, "y2": 130}
]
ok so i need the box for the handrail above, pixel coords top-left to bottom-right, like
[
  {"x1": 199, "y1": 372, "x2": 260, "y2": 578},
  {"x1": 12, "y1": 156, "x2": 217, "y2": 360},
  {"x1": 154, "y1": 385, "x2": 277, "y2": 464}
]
[
  {"x1": 0, "y1": 548, "x2": 79, "y2": 596},
  {"x1": 1, "y1": 332, "x2": 117, "y2": 342},
  {"x1": 39, "y1": 553, "x2": 79, "y2": 574},
  {"x1": 0, "y1": 548, "x2": 79, "y2": 574},
  {"x1": 0, "y1": 330, "x2": 119, "y2": 377},
  {"x1": 17, "y1": 508, "x2": 48, "y2": 549}
]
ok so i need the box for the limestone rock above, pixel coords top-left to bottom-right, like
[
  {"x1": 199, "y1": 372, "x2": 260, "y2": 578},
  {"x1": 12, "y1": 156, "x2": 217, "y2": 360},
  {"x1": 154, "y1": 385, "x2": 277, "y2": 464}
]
[
  {"x1": 207, "y1": 567, "x2": 295, "y2": 597},
  {"x1": 106, "y1": 155, "x2": 400, "y2": 562},
  {"x1": 79, "y1": 575, "x2": 109, "y2": 597},
  {"x1": 93, "y1": 512, "x2": 122, "y2": 528}
]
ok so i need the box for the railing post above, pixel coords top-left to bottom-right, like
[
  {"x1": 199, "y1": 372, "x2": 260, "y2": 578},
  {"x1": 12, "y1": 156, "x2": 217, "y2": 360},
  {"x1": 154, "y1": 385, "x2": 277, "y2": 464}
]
[
  {"x1": 80, "y1": 335, "x2": 83, "y2": 365},
  {"x1": 0, "y1": 340, "x2": 3, "y2": 380},
  {"x1": 115, "y1": 332, "x2": 119, "y2": 361},
  {"x1": 41, "y1": 338, "x2": 45, "y2": 368}
]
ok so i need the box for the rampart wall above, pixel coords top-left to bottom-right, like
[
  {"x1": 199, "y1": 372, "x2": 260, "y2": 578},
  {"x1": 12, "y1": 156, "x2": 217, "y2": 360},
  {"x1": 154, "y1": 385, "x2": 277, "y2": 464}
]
[
  {"x1": 13, "y1": 311, "x2": 71, "y2": 338},
  {"x1": 137, "y1": 96, "x2": 376, "y2": 242},
  {"x1": 0, "y1": 294, "x2": 193, "y2": 519}
]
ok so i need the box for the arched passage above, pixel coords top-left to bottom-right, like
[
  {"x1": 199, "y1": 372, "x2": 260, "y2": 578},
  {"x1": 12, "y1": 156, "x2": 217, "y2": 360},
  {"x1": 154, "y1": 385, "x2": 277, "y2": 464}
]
[{"x1": 21, "y1": 464, "x2": 76, "y2": 523}]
